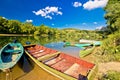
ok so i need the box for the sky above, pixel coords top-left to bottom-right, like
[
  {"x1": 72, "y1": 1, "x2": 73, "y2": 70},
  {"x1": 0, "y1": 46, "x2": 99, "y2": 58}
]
[{"x1": 0, "y1": 0, "x2": 108, "y2": 30}]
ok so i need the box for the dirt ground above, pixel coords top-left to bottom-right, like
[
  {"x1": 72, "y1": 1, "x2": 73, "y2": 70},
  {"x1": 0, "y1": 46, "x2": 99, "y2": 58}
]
[
  {"x1": 98, "y1": 62, "x2": 120, "y2": 73},
  {"x1": 81, "y1": 47, "x2": 120, "y2": 80}
]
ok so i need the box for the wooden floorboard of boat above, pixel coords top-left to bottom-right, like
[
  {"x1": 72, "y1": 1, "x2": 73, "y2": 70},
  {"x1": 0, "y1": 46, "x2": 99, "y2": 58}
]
[
  {"x1": 51, "y1": 59, "x2": 74, "y2": 72},
  {"x1": 44, "y1": 57, "x2": 63, "y2": 66}
]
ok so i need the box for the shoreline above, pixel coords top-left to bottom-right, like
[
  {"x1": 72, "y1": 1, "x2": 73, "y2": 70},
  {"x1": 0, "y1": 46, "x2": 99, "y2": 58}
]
[{"x1": 0, "y1": 34, "x2": 33, "y2": 36}]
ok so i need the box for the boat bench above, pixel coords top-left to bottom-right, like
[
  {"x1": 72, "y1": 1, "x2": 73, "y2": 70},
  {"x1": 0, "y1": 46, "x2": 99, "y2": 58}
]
[
  {"x1": 44, "y1": 57, "x2": 63, "y2": 66},
  {"x1": 37, "y1": 51, "x2": 61, "y2": 62},
  {"x1": 4, "y1": 49, "x2": 21, "y2": 54}
]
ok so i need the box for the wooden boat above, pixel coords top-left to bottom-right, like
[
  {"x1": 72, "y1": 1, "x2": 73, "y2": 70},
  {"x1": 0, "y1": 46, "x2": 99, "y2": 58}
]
[
  {"x1": 0, "y1": 42, "x2": 24, "y2": 71},
  {"x1": 65, "y1": 42, "x2": 92, "y2": 48},
  {"x1": 79, "y1": 46, "x2": 95, "y2": 57},
  {"x1": 24, "y1": 44, "x2": 96, "y2": 80},
  {"x1": 79, "y1": 39, "x2": 101, "y2": 46}
]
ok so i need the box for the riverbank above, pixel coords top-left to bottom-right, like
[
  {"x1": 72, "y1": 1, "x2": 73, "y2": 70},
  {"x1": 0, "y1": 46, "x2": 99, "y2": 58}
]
[
  {"x1": 0, "y1": 34, "x2": 33, "y2": 36},
  {"x1": 82, "y1": 47, "x2": 120, "y2": 80}
]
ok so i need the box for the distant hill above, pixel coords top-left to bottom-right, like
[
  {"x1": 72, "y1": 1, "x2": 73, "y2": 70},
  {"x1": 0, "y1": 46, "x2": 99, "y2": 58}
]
[{"x1": 62, "y1": 28, "x2": 79, "y2": 31}]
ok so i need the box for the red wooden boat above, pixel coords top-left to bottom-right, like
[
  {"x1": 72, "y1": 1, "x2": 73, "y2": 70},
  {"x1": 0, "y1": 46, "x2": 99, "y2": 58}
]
[{"x1": 24, "y1": 44, "x2": 96, "y2": 80}]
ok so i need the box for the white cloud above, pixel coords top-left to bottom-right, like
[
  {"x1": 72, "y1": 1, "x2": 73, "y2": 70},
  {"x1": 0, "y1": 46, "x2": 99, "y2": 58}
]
[
  {"x1": 73, "y1": 2, "x2": 82, "y2": 7},
  {"x1": 52, "y1": 23, "x2": 55, "y2": 26},
  {"x1": 2, "y1": 17, "x2": 6, "y2": 19},
  {"x1": 83, "y1": 0, "x2": 108, "y2": 10},
  {"x1": 96, "y1": 26, "x2": 103, "y2": 30},
  {"x1": 93, "y1": 22, "x2": 97, "y2": 24},
  {"x1": 33, "y1": 6, "x2": 62, "y2": 19},
  {"x1": 57, "y1": 12, "x2": 62, "y2": 15},
  {"x1": 82, "y1": 23, "x2": 87, "y2": 25},
  {"x1": 45, "y1": 15, "x2": 52, "y2": 19},
  {"x1": 26, "y1": 19, "x2": 33, "y2": 23}
]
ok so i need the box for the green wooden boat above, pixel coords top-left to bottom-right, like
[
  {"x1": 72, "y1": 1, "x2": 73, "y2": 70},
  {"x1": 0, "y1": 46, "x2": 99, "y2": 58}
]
[
  {"x1": 24, "y1": 44, "x2": 96, "y2": 80},
  {"x1": 79, "y1": 46, "x2": 95, "y2": 57},
  {"x1": 65, "y1": 42, "x2": 92, "y2": 49},
  {"x1": 0, "y1": 42, "x2": 24, "y2": 71},
  {"x1": 79, "y1": 39, "x2": 101, "y2": 46}
]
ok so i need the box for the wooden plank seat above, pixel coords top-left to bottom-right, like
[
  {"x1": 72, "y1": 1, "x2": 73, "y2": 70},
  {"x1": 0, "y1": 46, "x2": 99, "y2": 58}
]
[
  {"x1": 64, "y1": 63, "x2": 89, "y2": 79},
  {"x1": 37, "y1": 51, "x2": 61, "y2": 61},
  {"x1": 44, "y1": 56, "x2": 63, "y2": 66},
  {"x1": 51, "y1": 59, "x2": 74, "y2": 72},
  {"x1": 30, "y1": 47, "x2": 48, "y2": 55},
  {"x1": 27, "y1": 45, "x2": 41, "y2": 50},
  {"x1": 33, "y1": 49, "x2": 56, "y2": 58},
  {"x1": 34, "y1": 45, "x2": 41, "y2": 49},
  {"x1": 27, "y1": 46, "x2": 46, "y2": 54}
]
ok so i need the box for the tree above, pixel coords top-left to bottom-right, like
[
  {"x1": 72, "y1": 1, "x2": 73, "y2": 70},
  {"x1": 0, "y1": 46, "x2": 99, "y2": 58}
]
[
  {"x1": 21, "y1": 22, "x2": 35, "y2": 34},
  {"x1": 7, "y1": 20, "x2": 21, "y2": 33},
  {"x1": 101, "y1": 0, "x2": 120, "y2": 55},
  {"x1": 104, "y1": 0, "x2": 120, "y2": 33},
  {"x1": 0, "y1": 16, "x2": 8, "y2": 33}
]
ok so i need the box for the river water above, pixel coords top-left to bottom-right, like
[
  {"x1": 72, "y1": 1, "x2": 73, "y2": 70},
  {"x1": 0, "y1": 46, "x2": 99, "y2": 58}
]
[{"x1": 0, "y1": 36, "x2": 82, "y2": 80}]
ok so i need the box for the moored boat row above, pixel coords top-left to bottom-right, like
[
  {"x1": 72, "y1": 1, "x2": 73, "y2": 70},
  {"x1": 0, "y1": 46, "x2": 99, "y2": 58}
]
[{"x1": 0, "y1": 42, "x2": 96, "y2": 80}]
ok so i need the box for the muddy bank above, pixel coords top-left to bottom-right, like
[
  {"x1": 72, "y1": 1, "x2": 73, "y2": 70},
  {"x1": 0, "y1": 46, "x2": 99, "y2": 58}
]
[{"x1": 0, "y1": 34, "x2": 33, "y2": 36}]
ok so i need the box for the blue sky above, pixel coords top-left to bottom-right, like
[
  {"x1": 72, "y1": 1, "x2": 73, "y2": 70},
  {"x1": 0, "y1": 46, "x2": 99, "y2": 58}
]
[{"x1": 0, "y1": 0, "x2": 108, "y2": 30}]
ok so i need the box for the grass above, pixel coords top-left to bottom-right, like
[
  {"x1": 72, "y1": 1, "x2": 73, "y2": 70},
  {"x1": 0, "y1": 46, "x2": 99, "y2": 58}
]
[
  {"x1": 99, "y1": 70, "x2": 120, "y2": 80},
  {"x1": 94, "y1": 52, "x2": 120, "y2": 62}
]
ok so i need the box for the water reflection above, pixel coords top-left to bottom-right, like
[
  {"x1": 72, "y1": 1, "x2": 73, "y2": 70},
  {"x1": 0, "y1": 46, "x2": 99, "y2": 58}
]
[{"x1": 45, "y1": 42, "x2": 82, "y2": 58}]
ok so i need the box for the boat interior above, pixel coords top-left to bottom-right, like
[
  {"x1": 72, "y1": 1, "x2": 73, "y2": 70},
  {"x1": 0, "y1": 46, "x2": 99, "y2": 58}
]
[{"x1": 1, "y1": 44, "x2": 21, "y2": 63}]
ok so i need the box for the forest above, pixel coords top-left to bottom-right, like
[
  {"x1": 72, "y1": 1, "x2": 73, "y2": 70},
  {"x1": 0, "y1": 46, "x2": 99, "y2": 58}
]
[{"x1": 0, "y1": 16, "x2": 105, "y2": 41}]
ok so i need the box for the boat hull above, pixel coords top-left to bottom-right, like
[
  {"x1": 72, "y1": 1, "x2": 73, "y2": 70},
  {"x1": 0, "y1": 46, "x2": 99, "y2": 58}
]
[
  {"x1": 0, "y1": 43, "x2": 24, "y2": 71},
  {"x1": 79, "y1": 46, "x2": 95, "y2": 57},
  {"x1": 24, "y1": 44, "x2": 95, "y2": 80},
  {"x1": 79, "y1": 39, "x2": 101, "y2": 46}
]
